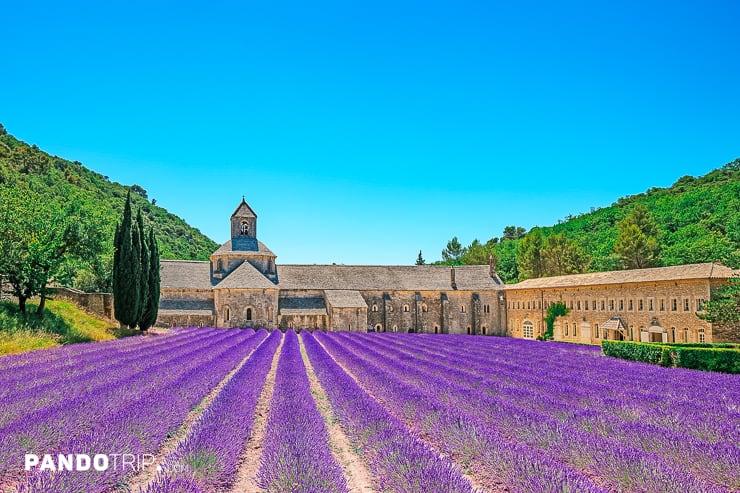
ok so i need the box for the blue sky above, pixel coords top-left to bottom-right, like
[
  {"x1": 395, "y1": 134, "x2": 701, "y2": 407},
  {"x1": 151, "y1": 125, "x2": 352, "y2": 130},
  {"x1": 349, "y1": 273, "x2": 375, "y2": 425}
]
[{"x1": 2, "y1": 1, "x2": 739, "y2": 265}]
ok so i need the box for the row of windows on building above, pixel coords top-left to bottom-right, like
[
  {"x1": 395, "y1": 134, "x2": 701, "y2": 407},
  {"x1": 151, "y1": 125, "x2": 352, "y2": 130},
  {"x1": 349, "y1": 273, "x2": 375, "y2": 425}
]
[
  {"x1": 509, "y1": 297, "x2": 705, "y2": 314},
  {"x1": 550, "y1": 321, "x2": 705, "y2": 343},
  {"x1": 371, "y1": 323, "x2": 488, "y2": 335},
  {"x1": 371, "y1": 303, "x2": 491, "y2": 314}
]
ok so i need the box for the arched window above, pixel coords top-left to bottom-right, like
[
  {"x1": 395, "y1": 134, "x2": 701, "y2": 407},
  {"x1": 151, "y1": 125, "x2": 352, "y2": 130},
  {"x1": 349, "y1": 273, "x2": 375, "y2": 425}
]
[
  {"x1": 216, "y1": 259, "x2": 223, "y2": 271},
  {"x1": 224, "y1": 306, "x2": 230, "y2": 322},
  {"x1": 522, "y1": 320, "x2": 534, "y2": 339},
  {"x1": 372, "y1": 304, "x2": 378, "y2": 312},
  {"x1": 482, "y1": 326, "x2": 487, "y2": 335},
  {"x1": 246, "y1": 308, "x2": 252, "y2": 321},
  {"x1": 375, "y1": 324, "x2": 383, "y2": 332},
  {"x1": 392, "y1": 324, "x2": 398, "y2": 332},
  {"x1": 573, "y1": 322, "x2": 577, "y2": 337},
  {"x1": 461, "y1": 304, "x2": 466, "y2": 313},
  {"x1": 434, "y1": 326, "x2": 439, "y2": 334},
  {"x1": 240, "y1": 221, "x2": 249, "y2": 235},
  {"x1": 595, "y1": 324, "x2": 600, "y2": 338},
  {"x1": 565, "y1": 323, "x2": 569, "y2": 336},
  {"x1": 467, "y1": 326, "x2": 471, "y2": 335},
  {"x1": 403, "y1": 304, "x2": 410, "y2": 313},
  {"x1": 421, "y1": 304, "x2": 428, "y2": 313}
]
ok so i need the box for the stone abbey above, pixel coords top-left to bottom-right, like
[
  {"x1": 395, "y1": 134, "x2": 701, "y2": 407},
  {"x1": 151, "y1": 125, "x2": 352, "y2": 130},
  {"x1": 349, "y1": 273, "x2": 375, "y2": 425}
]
[{"x1": 158, "y1": 198, "x2": 740, "y2": 344}]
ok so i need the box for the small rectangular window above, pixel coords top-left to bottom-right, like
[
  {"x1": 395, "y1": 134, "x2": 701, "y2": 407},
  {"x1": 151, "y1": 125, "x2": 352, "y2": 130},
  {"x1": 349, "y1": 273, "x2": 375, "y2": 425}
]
[
  {"x1": 649, "y1": 299, "x2": 654, "y2": 311},
  {"x1": 660, "y1": 299, "x2": 665, "y2": 311},
  {"x1": 601, "y1": 300, "x2": 605, "y2": 311},
  {"x1": 672, "y1": 299, "x2": 678, "y2": 311},
  {"x1": 628, "y1": 299, "x2": 633, "y2": 311},
  {"x1": 639, "y1": 299, "x2": 644, "y2": 311},
  {"x1": 592, "y1": 301, "x2": 597, "y2": 311},
  {"x1": 577, "y1": 300, "x2": 581, "y2": 310},
  {"x1": 609, "y1": 300, "x2": 614, "y2": 311},
  {"x1": 619, "y1": 300, "x2": 624, "y2": 311},
  {"x1": 684, "y1": 299, "x2": 689, "y2": 312}
]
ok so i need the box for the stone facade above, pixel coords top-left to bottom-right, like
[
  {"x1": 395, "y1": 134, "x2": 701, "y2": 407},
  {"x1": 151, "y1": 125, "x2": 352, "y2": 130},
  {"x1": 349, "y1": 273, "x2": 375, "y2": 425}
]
[
  {"x1": 504, "y1": 264, "x2": 740, "y2": 344},
  {"x1": 157, "y1": 198, "x2": 739, "y2": 343}
]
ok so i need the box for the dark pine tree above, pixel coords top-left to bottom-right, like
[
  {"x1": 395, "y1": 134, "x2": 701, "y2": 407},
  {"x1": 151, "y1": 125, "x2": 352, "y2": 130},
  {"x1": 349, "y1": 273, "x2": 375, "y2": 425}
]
[
  {"x1": 139, "y1": 226, "x2": 160, "y2": 330},
  {"x1": 135, "y1": 209, "x2": 149, "y2": 327},
  {"x1": 113, "y1": 192, "x2": 142, "y2": 329}
]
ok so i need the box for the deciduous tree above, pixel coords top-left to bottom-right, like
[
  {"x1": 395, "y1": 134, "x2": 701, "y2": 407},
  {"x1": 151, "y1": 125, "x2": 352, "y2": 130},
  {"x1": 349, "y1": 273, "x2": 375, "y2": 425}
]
[{"x1": 613, "y1": 204, "x2": 660, "y2": 269}]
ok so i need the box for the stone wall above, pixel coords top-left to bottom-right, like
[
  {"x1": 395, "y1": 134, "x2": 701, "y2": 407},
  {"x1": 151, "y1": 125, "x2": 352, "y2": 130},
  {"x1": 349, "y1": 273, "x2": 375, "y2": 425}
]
[
  {"x1": 49, "y1": 287, "x2": 115, "y2": 321},
  {"x1": 505, "y1": 279, "x2": 717, "y2": 344},
  {"x1": 362, "y1": 289, "x2": 503, "y2": 335},
  {"x1": 214, "y1": 288, "x2": 278, "y2": 328}
]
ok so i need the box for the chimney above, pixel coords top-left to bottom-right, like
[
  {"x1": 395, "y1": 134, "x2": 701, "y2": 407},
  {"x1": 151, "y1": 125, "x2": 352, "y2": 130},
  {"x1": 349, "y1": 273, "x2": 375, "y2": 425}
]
[
  {"x1": 489, "y1": 255, "x2": 496, "y2": 277},
  {"x1": 450, "y1": 267, "x2": 457, "y2": 290}
]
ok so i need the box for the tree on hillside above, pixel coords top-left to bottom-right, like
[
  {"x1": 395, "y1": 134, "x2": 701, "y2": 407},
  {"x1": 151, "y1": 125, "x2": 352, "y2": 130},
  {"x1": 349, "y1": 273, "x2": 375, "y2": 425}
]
[
  {"x1": 613, "y1": 204, "x2": 660, "y2": 269},
  {"x1": 415, "y1": 250, "x2": 426, "y2": 265},
  {"x1": 502, "y1": 226, "x2": 527, "y2": 240},
  {"x1": 442, "y1": 237, "x2": 465, "y2": 263},
  {"x1": 0, "y1": 186, "x2": 104, "y2": 314},
  {"x1": 697, "y1": 278, "x2": 740, "y2": 324},
  {"x1": 544, "y1": 233, "x2": 589, "y2": 276},
  {"x1": 517, "y1": 229, "x2": 546, "y2": 280}
]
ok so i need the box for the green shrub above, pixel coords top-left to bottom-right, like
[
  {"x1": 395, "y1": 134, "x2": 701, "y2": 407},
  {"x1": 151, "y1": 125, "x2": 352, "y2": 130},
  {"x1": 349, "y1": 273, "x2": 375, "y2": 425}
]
[
  {"x1": 601, "y1": 340, "x2": 665, "y2": 365},
  {"x1": 602, "y1": 339, "x2": 740, "y2": 374},
  {"x1": 672, "y1": 347, "x2": 740, "y2": 374}
]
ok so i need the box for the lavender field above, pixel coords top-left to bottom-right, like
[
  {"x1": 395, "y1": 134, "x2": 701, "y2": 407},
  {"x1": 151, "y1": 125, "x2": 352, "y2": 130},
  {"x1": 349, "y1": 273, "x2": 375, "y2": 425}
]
[{"x1": 1, "y1": 328, "x2": 738, "y2": 493}]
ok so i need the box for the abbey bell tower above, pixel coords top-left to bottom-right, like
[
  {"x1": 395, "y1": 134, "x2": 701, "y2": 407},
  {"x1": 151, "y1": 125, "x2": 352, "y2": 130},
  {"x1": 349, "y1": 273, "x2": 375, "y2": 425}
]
[{"x1": 231, "y1": 196, "x2": 258, "y2": 251}]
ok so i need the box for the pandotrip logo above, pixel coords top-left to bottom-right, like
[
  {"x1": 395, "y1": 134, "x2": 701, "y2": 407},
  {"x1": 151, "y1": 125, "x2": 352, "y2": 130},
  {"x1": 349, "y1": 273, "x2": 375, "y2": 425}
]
[{"x1": 24, "y1": 453, "x2": 156, "y2": 473}]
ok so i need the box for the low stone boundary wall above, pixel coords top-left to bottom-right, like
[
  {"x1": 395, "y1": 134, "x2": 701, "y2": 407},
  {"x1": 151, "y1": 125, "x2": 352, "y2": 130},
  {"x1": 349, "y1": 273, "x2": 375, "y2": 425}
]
[{"x1": 49, "y1": 287, "x2": 115, "y2": 321}]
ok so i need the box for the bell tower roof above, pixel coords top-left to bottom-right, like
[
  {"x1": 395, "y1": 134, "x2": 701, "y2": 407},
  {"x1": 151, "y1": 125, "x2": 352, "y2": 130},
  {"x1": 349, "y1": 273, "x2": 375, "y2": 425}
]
[{"x1": 231, "y1": 196, "x2": 257, "y2": 219}]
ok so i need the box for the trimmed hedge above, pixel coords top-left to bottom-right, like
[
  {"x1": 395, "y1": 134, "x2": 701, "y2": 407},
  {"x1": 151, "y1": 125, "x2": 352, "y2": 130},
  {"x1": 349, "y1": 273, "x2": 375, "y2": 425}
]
[
  {"x1": 601, "y1": 340, "x2": 740, "y2": 374},
  {"x1": 672, "y1": 347, "x2": 740, "y2": 373}
]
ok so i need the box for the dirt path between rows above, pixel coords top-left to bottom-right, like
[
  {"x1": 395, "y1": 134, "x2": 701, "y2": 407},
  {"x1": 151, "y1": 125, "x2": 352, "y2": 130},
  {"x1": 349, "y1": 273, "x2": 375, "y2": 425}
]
[
  {"x1": 299, "y1": 334, "x2": 376, "y2": 493},
  {"x1": 312, "y1": 334, "x2": 490, "y2": 493},
  {"x1": 227, "y1": 332, "x2": 285, "y2": 493},
  {"x1": 122, "y1": 332, "x2": 271, "y2": 493}
]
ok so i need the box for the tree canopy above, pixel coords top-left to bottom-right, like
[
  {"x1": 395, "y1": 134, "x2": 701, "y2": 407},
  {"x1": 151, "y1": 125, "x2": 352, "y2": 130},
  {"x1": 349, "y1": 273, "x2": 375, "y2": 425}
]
[{"x1": 432, "y1": 159, "x2": 740, "y2": 283}]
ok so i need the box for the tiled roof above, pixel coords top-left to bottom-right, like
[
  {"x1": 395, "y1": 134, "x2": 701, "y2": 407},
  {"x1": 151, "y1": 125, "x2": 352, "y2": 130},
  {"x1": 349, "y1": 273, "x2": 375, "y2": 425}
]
[
  {"x1": 158, "y1": 309, "x2": 214, "y2": 316},
  {"x1": 278, "y1": 296, "x2": 327, "y2": 316},
  {"x1": 275, "y1": 265, "x2": 501, "y2": 291},
  {"x1": 324, "y1": 290, "x2": 368, "y2": 308},
  {"x1": 212, "y1": 239, "x2": 275, "y2": 257},
  {"x1": 507, "y1": 263, "x2": 736, "y2": 290},
  {"x1": 216, "y1": 261, "x2": 277, "y2": 290},
  {"x1": 231, "y1": 197, "x2": 257, "y2": 218},
  {"x1": 160, "y1": 261, "x2": 214, "y2": 289}
]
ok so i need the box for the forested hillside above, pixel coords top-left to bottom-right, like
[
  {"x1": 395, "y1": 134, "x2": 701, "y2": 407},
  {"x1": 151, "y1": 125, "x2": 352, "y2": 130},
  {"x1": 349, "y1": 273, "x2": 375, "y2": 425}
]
[
  {"x1": 0, "y1": 123, "x2": 218, "y2": 291},
  {"x1": 437, "y1": 159, "x2": 740, "y2": 283}
]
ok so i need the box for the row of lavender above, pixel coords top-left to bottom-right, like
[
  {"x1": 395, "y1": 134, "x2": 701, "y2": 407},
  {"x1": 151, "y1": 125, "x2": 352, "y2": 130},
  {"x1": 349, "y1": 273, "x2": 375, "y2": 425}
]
[
  {"x1": 322, "y1": 332, "x2": 739, "y2": 492},
  {"x1": 256, "y1": 330, "x2": 347, "y2": 492},
  {"x1": 145, "y1": 329, "x2": 282, "y2": 492},
  {"x1": 301, "y1": 331, "x2": 474, "y2": 493},
  {"x1": 2, "y1": 328, "x2": 265, "y2": 492}
]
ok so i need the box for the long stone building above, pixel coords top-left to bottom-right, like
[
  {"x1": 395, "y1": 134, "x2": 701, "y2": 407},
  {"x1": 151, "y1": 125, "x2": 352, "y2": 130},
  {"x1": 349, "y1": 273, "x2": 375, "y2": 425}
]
[{"x1": 158, "y1": 198, "x2": 740, "y2": 343}]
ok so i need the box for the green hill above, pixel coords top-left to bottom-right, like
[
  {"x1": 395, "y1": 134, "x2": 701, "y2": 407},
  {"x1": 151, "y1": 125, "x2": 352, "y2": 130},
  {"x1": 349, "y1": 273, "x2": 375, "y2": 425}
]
[
  {"x1": 0, "y1": 123, "x2": 218, "y2": 291},
  {"x1": 440, "y1": 159, "x2": 740, "y2": 283}
]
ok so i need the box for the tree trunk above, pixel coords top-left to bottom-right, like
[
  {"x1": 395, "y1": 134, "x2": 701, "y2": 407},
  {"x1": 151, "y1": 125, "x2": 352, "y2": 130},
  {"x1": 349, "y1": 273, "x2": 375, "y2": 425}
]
[
  {"x1": 18, "y1": 295, "x2": 27, "y2": 313},
  {"x1": 36, "y1": 294, "x2": 46, "y2": 317}
]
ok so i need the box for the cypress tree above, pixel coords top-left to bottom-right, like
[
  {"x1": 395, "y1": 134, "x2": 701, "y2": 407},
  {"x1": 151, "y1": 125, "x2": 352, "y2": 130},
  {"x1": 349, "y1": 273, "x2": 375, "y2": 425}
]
[
  {"x1": 113, "y1": 192, "x2": 141, "y2": 328},
  {"x1": 139, "y1": 226, "x2": 160, "y2": 330},
  {"x1": 135, "y1": 209, "x2": 149, "y2": 326}
]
